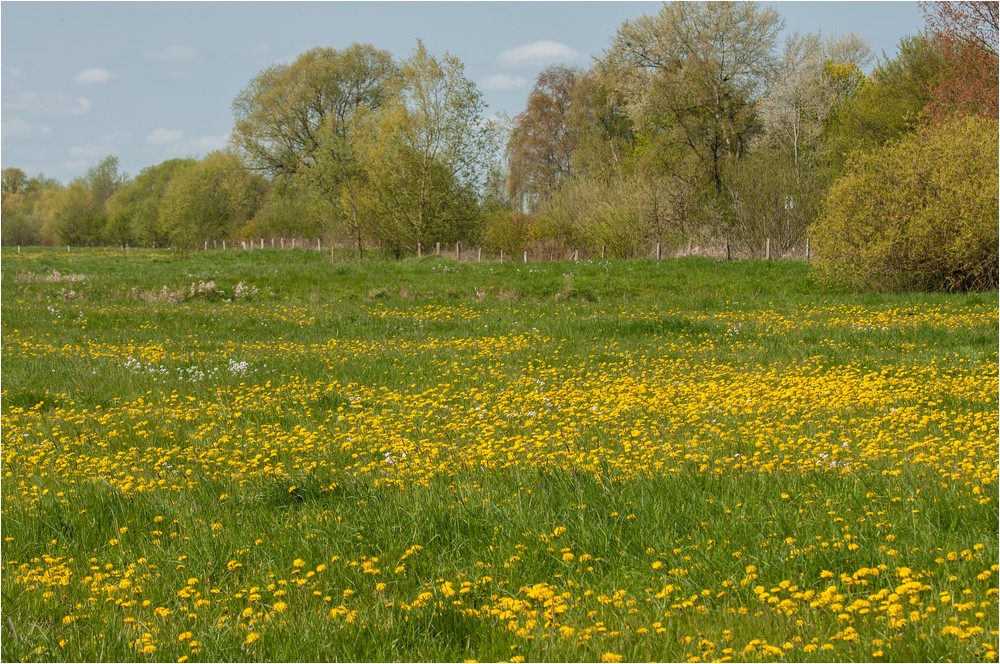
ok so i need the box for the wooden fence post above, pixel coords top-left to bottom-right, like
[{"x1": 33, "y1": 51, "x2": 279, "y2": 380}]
[
  {"x1": 500, "y1": 250, "x2": 504, "y2": 264},
  {"x1": 805, "y1": 237, "x2": 811, "y2": 261},
  {"x1": 523, "y1": 250, "x2": 528, "y2": 264},
  {"x1": 456, "y1": 241, "x2": 461, "y2": 259},
  {"x1": 656, "y1": 242, "x2": 661, "y2": 260},
  {"x1": 417, "y1": 242, "x2": 422, "y2": 258},
  {"x1": 601, "y1": 245, "x2": 606, "y2": 259},
  {"x1": 766, "y1": 238, "x2": 771, "y2": 261},
  {"x1": 435, "y1": 242, "x2": 440, "y2": 256},
  {"x1": 687, "y1": 239, "x2": 693, "y2": 256},
  {"x1": 477, "y1": 247, "x2": 482, "y2": 263}
]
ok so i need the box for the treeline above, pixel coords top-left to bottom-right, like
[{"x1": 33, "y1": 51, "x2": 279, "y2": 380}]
[{"x1": 3, "y1": 2, "x2": 997, "y2": 291}]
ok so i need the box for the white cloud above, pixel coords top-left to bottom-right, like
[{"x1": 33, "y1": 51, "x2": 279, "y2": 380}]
[
  {"x1": 1, "y1": 117, "x2": 54, "y2": 139},
  {"x1": 480, "y1": 74, "x2": 528, "y2": 91},
  {"x1": 74, "y1": 68, "x2": 114, "y2": 85},
  {"x1": 188, "y1": 134, "x2": 228, "y2": 153},
  {"x1": 5, "y1": 91, "x2": 92, "y2": 115},
  {"x1": 149, "y1": 45, "x2": 198, "y2": 61},
  {"x1": 498, "y1": 41, "x2": 580, "y2": 68},
  {"x1": 146, "y1": 130, "x2": 228, "y2": 156},
  {"x1": 147, "y1": 128, "x2": 184, "y2": 145}
]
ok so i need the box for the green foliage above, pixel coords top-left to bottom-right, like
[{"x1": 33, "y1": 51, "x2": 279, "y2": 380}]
[
  {"x1": 356, "y1": 41, "x2": 496, "y2": 255},
  {"x1": 824, "y1": 36, "x2": 946, "y2": 161},
  {"x1": 243, "y1": 178, "x2": 336, "y2": 241},
  {"x1": 105, "y1": 159, "x2": 196, "y2": 246},
  {"x1": 158, "y1": 152, "x2": 266, "y2": 250},
  {"x1": 811, "y1": 115, "x2": 999, "y2": 292}
]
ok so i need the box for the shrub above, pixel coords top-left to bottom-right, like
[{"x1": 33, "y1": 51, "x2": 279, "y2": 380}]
[{"x1": 811, "y1": 116, "x2": 999, "y2": 292}]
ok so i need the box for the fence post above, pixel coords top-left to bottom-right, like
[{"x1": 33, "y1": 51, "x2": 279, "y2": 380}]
[
  {"x1": 456, "y1": 241, "x2": 461, "y2": 259},
  {"x1": 656, "y1": 242, "x2": 661, "y2": 260},
  {"x1": 17, "y1": 245, "x2": 20, "y2": 254},
  {"x1": 805, "y1": 237, "x2": 811, "y2": 261},
  {"x1": 688, "y1": 239, "x2": 693, "y2": 256},
  {"x1": 222, "y1": 241, "x2": 226, "y2": 251},
  {"x1": 601, "y1": 245, "x2": 606, "y2": 259},
  {"x1": 477, "y1": 246, "x2": 482, "y2": 263},
  {"x1": 726, "y1": 237, "x2": 731, "y2": 261},
  {"x1": 418, "y1": 242, "x2": 422, "y2": 258},
  {"x1": 573, "y1": 249, "x2": 578, "y2": 262},
  {"x1": 204, "y1": 240, "x2": 208, "y2": 251},
  {"x1": 500, "y1": 250, "x2": 504, "y2": 264},
  {"x1": 317, "y1": 238, "x2": 322, "y2": 251},
  {"x1": 766, "y1": 238, "x2": 771, "y2": 261},
  {"x1": 523, "y1": 250, "x2": 528, "y2": 264},
  {"x1": 435, "y1": 242, "x2": 440, "y2": 256}
]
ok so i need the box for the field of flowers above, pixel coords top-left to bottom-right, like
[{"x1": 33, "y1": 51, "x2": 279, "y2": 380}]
[{"x1": 2, "y1": 248, "x2": 997, "y2": 662}]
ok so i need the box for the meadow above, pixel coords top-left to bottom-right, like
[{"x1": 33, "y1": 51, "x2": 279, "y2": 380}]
[{"x1": 1, "y1": 247, "x2": 997, "y2": 663}]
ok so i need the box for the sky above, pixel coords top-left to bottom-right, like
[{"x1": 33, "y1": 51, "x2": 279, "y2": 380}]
[{"x1": 1, "y1": 1, "x2": 927, "y2": 184}]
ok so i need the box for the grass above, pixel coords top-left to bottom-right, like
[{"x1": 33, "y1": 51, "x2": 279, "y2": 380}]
[{"x1": 1, "y1": 247, "x2": 997, "y2": 662}]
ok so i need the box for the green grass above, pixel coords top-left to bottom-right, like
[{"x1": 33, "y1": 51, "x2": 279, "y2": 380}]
[{"x1": 2, "y1": 247, "x2": 997, "y2": 662}]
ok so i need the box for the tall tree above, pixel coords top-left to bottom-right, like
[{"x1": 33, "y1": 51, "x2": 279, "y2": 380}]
[
  {"x1": 105, "y1": 159, "x2": 196, "y2": 246},
  {"x1": 231, "y1": 44, "x2": 397, "y2": 255},
  {"x1": 565, "y1": 62, "x2": 637, "y2": 183},
  {"x1": 507, "y1": 66, "x2": 579, "y2": 210},
  {"x1": 824, "y1": 35, "x2": 946, "y2": 160},
  {"x1": 609, "y1": 1, "x2": 783, "y2": 193},
  {"x1": 758, "y1": 32, "x2": 871, "y2": 169},
  {"x1": 158, "y1": 152, "x2": 265, "y2": 249},
  {"x1": 921, "y1": 1, "x2": 999, "y2": 121},
  {"x1": 357, "y1": 41, "x2": 499, "y2": 255}
]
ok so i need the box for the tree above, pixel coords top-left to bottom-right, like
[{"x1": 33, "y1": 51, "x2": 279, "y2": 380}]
[
  {"x1": 566, "y1": 62, "x2": 637, "y2": 183},
  {"x1": 609, "y1": 1, "x2": 783, "y2": 193},
  {"x1": 921, "y1": 1, "x2": 999, "y2": 121},
  {"x1": 810, "y1": 116, "x2": 998, "y2": 292},
  {"x1": 507, "y1": 66, "x2": 579, "y2": 210},
  {"x1": 758, "y1": 32, "x2": 871, "y2": 169},
  {"x1": 45, "y1": 181, "x2": 101, "y2": 246},
  {"x1": 1, "y1": 169, "x2": 57, "y2": 246},
  {"x1": 2, "y1": 167, "x2": 27, "y2": 196},
  {"x1": 231, "y1": 44, "x2": 397, "y2": 256},
  {"x1": 158, "y1": 152, "x2": 266, "y2": 249},
  {"x1": 105, "y1": 159, "x2": 196, "y2": 246},
  {"x1": 244, "y1": 177, "x2": 335, "y2": 241},
  {"x1": 357, "y1": 41, "x2": 499, "y2": 255},
  {"x1": 824, "y1": 36, "x2": 945, "y2": 159}
]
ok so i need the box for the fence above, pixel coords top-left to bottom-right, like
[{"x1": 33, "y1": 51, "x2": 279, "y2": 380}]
[
  {"x1": 20, "y1": 236, "x2": 812, "y2": 262},
  {"x1": 185, "y1": 236, "x2": 814, "y2": 263}
]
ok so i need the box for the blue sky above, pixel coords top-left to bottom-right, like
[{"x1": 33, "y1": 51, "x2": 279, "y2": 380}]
[{"x1": 1, "y1": 2, "x2": 926, "y2": 184}]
